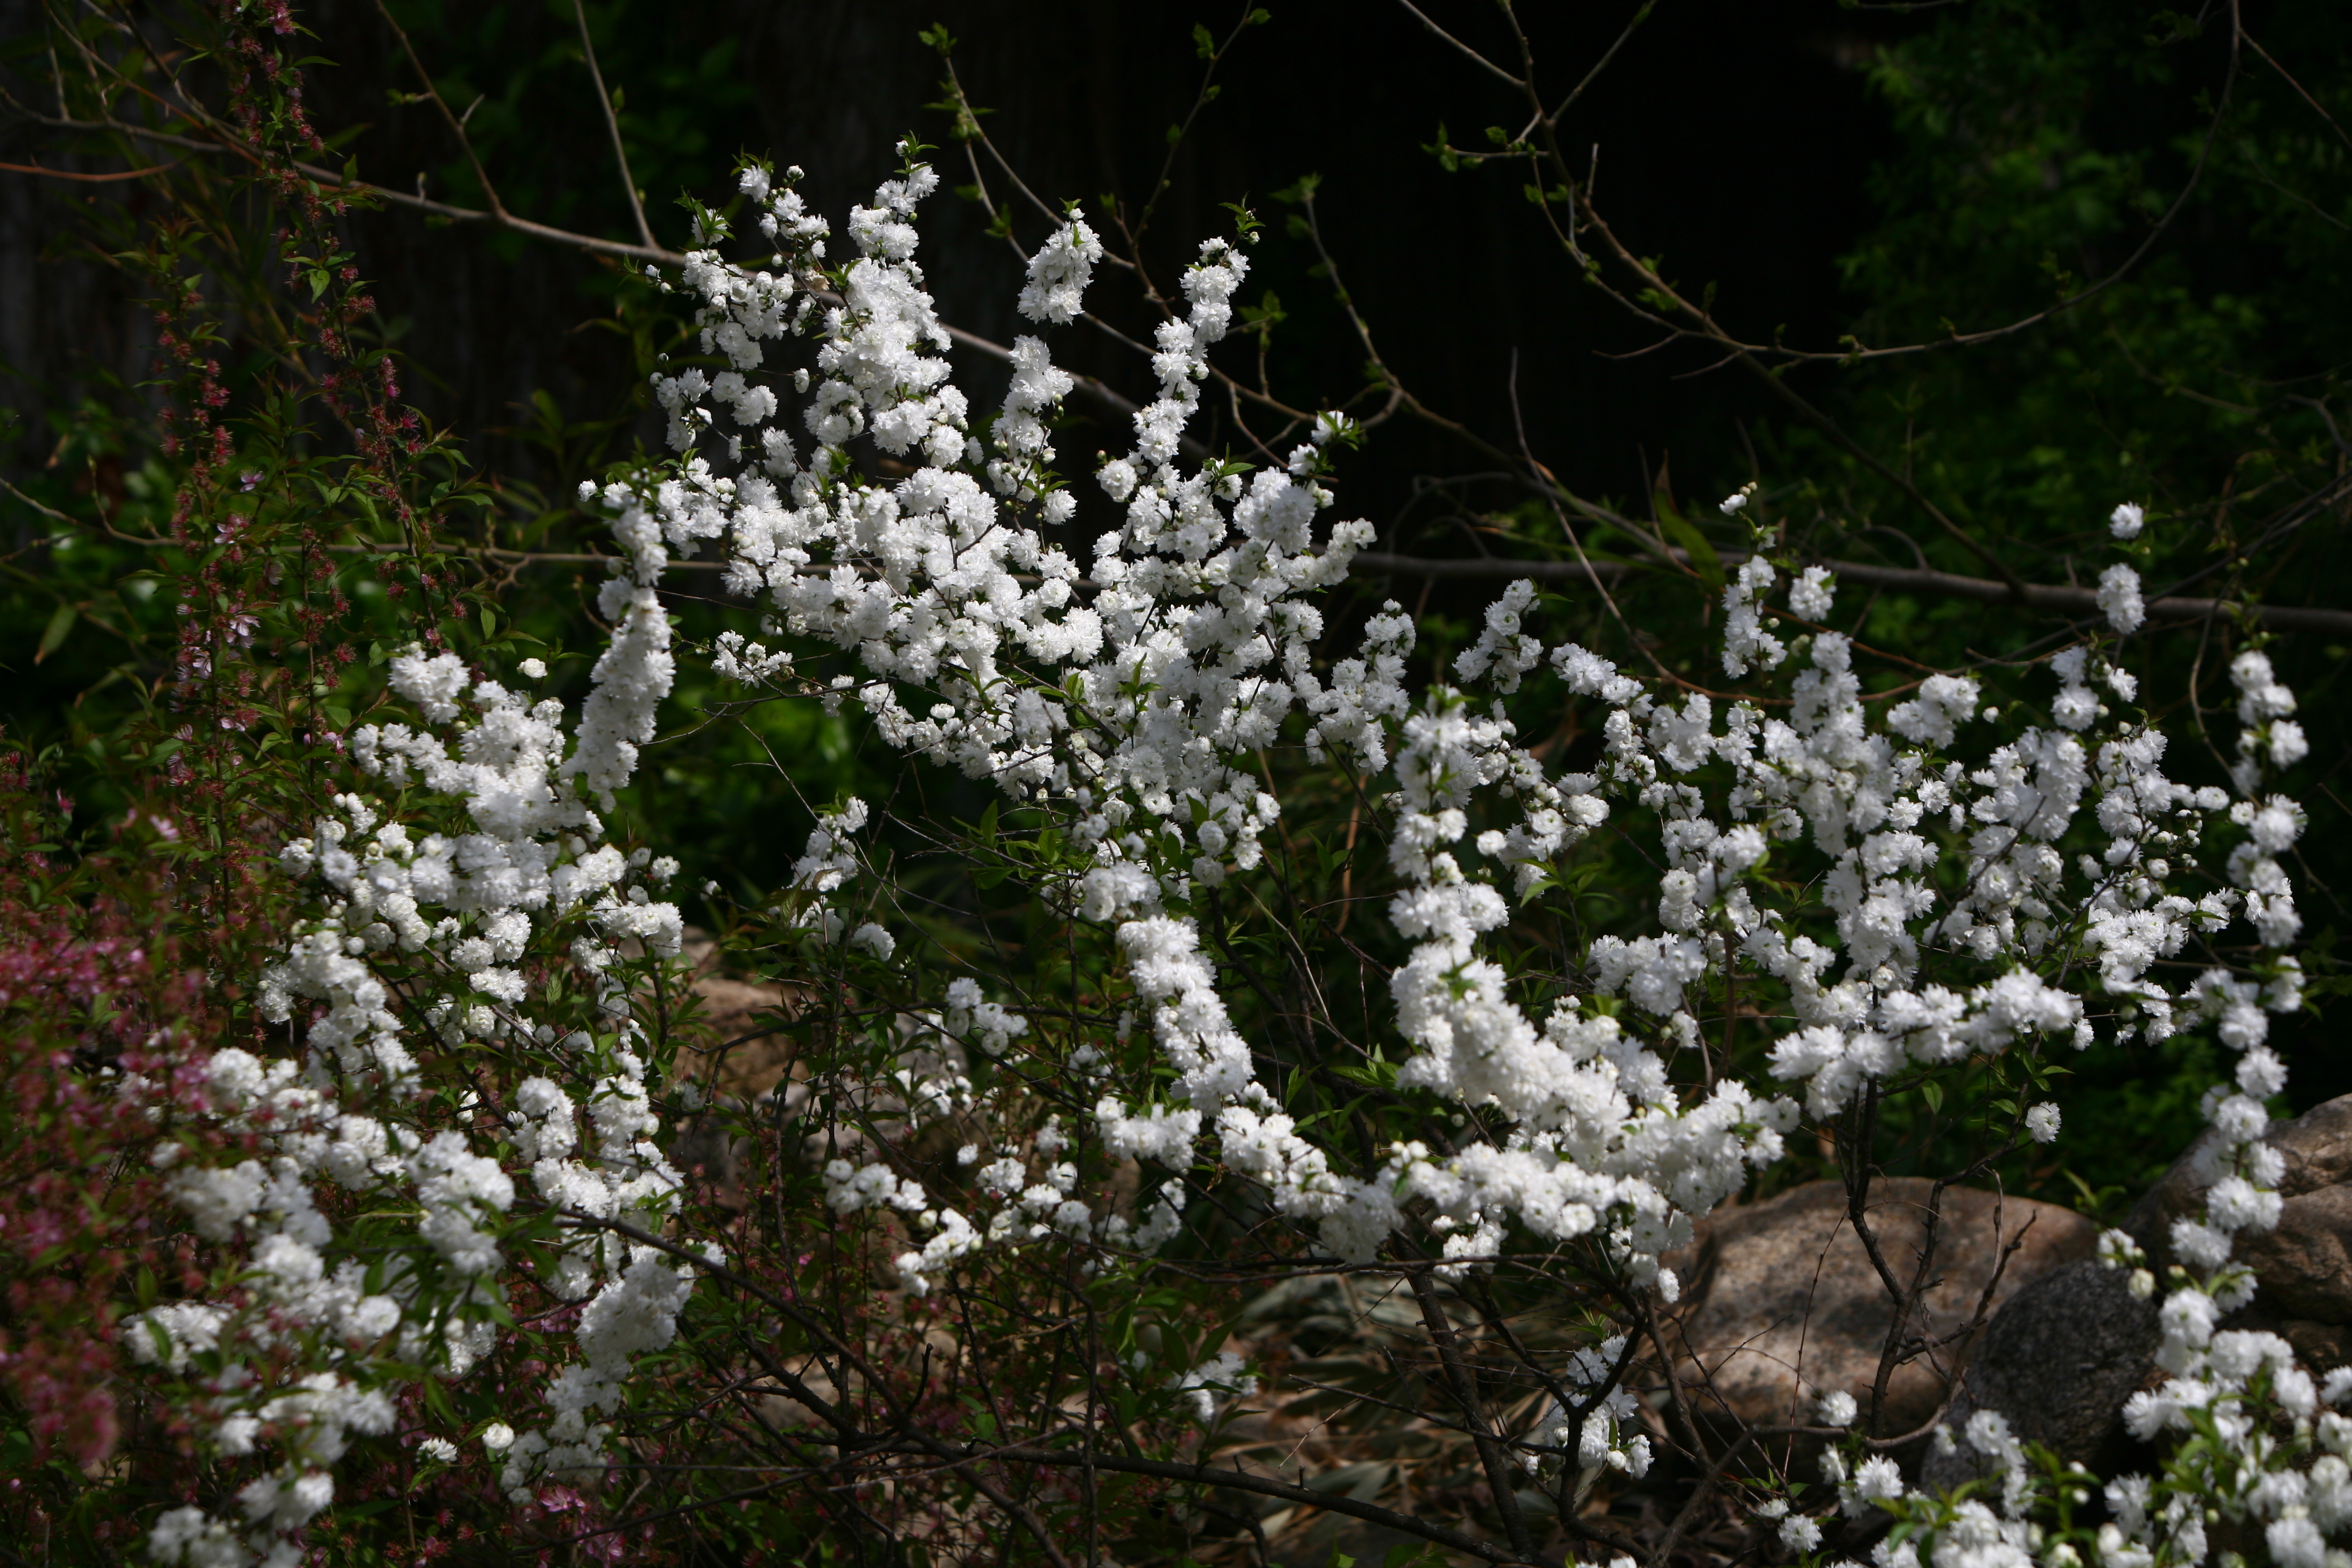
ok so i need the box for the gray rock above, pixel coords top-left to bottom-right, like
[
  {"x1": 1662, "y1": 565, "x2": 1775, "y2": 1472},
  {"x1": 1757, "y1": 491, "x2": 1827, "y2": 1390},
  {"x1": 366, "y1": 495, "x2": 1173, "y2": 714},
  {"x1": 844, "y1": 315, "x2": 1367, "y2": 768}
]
[
  {"x1": 1929, "y1": 1093, "x2": 2352, "y2": 1495},
  {"x1": 1920, "y1": 1259, "x2": 2160, "y2": 1494},
  {"x1": 1657, "y1": 1179, "x2": 2099, "y2": 1442}
]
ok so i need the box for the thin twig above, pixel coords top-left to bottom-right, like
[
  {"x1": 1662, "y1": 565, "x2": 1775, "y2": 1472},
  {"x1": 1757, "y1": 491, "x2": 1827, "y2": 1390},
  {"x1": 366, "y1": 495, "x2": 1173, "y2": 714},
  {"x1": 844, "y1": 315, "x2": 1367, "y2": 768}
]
[
  {"x1": 0, "y1": 155, "x2": 180, "y2": 180},
  {"x1": 572, "y1": 0, "x2": 656, "y2": 251},
  {"x1": 1405, "y1": 1270, "x2": 1541, "y2": 1562},
  {"x1": 373, "y1": 0, "x2": 508, "y2": 218},
  {"x1": 1347, "y1": 550, "x2": 2352, "y2": 635}
]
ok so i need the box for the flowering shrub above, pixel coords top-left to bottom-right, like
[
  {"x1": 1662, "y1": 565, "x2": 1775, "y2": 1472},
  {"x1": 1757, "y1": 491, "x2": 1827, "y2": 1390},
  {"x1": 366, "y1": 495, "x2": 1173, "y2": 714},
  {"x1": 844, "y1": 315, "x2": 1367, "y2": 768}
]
[
  {"x1": 0, "y1": 762, "x2": 203, "y2": 1529},
  {"x1": 63, "y1": 129, "x2": 2318, "y2": 1563},
  {"x1": 5, "y1": 6, "x2": 2346, "y2": 1566}
]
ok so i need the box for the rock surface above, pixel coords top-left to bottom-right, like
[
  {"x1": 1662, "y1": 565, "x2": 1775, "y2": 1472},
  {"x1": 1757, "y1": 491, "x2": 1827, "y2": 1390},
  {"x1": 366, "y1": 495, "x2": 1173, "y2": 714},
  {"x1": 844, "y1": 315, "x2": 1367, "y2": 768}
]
[
  {"x1": 677, "y1": 930, "x2": 808, "y2": 1097},
  {"x1": 666, "y1": 932, "x2": 811, "y2": 1210},
  {"x1": 1928, "y1": 1093, "x2": 2352, "y2": 1489},
  {"x1": 2125, "y1": 1093, "x2": 2352, "y2": 1364},
  {"x1": 1657, "y1": 1178, "x2": 2099, "y2": 1439},
  {"x1": 1919, "y1": 1259, "x2": 2160, "y2": 1492}
]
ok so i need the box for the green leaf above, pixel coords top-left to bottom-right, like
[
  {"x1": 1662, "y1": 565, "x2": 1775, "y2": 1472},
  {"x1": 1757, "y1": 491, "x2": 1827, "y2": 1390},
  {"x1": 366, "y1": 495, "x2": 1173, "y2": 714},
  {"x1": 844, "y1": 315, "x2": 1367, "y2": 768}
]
[
  {"x1": 1424, "y1": 122, "x2": 1460, "y2": 173},
  {"x1": 1193, "y1": 22, "x2": 1216, "y2": 57},
  {"x1": 1920, "y1": 1081, "x2": 1943, "y2": 1115},
  {"x1": 1271, "y1": 172, "x2": 1321, "y2": 206},
  {"x1": 34, "y1": 602, "x2": 75, "y2": 664},
  {"x1": 1653, "y1": 490, "x2": 1724, "y2": 596}
]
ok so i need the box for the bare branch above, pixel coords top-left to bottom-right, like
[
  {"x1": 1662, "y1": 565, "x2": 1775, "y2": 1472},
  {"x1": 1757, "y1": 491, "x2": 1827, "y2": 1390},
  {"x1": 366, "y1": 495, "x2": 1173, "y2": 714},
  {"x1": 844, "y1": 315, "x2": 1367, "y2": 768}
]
[
  {"x1": 572, "y1": 0, "x2": 657, "y2": 251},
  {"x1": 1347, "y1": 551, "x2": 2352, "y2": 635},
  {"x1": 372, "y1": 0, "x2": 508, "y2": 219},
  {"x1": 0, "y1": 155, "x2": 180, "y2": 180},
  {"x1": 1391, "y1": 0, "x2": 1524, "y2": 89},
  {"x1": 1406, "y1": 1269, "x2": 1541, "y2": 1562}
]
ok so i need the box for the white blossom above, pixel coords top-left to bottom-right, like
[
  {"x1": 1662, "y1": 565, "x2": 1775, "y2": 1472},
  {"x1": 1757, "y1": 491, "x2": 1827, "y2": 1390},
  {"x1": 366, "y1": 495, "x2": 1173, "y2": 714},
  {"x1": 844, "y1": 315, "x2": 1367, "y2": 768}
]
[{"x1": 2098, "y1": 563, "x2": 2146, "y2": 634}]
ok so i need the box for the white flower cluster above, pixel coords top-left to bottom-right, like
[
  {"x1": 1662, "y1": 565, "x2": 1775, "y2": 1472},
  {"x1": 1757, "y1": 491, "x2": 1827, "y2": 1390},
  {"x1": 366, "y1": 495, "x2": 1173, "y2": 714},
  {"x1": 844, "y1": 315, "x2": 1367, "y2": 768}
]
[
  {"x1": 1017, "y1": 208, "x2": 1104, "y2": 326},
  {"x1": 1743, "y1": 567, "x2": 2316, "y2": 1568},
  {"x1": 2231, "y1": 647, "x2": 2311, "y2": 790},
  {"x1": 2099, "y1": 562, "x2": 2146, "y2": 635},
  {"x1": 781, "y1": 795, "x2": 892, "y2": 955},
  {"x1": 1166, "y1": 1349, "x2": 1258, "y2": 1424},
  {"x1": 1825, "y1": 1063, "x2": 2340, "y2": 1568},
  {"x1": 1240, "y1": 543, "x2": 2296, "y2": 1308},
  {"x1": 608, "y1": 153, "x2": 1392, "y2": 1288},
  {"x1": 122, "y1": 132, "x2": 2325, "y2": 1557},
  {"x1": 612, "y1": 154, "x2": 2313, "y2": 1359},
  {"x1": 1367, "y1": 680, "x2": 1788, "y2": 1289},
  {"x1": 1721, "y1": 555, "x2": 1789, "y2": 677},
  {"x1": 1543, "y1": 1335, "x2": 1655, "y2": 1481},
  {"x1": 141, "y1": 505, "x2": 695, "y2": 1561}
]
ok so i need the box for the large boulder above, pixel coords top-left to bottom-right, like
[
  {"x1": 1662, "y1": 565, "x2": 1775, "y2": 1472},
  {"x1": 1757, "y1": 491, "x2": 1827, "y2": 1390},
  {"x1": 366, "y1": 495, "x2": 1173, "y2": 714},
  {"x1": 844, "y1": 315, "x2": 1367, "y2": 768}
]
[
  {"x1": 667, "y1": 932, "x2": 810, "y2": 1211},
  {"x1": 2125, "y1": 1093, "x2": 2352, "y2": 1366},
  {"x1": 1917, "y1": 1259, "x2": 2161, "y2": 1492},
  {"x1": 1926, "y1": 1093, "x2": 2352, "y2": 1493},
  {"x1": 676, "y1": 929, "x2": 808, "y2": 1097},
  {"x1": 1657, "y1": 1178, "x2": 2100, "y2": 1440}
]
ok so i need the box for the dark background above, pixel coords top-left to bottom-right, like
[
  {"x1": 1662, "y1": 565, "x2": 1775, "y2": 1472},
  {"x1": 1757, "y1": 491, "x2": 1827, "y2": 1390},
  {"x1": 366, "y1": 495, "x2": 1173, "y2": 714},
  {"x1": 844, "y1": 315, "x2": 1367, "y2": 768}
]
[
  {"x1": 4, "y1": 0, "x2": 2345, "y2": 1176},
  {"x1": 2, "y1": 0, "x2": 1918, "y2": 541}
]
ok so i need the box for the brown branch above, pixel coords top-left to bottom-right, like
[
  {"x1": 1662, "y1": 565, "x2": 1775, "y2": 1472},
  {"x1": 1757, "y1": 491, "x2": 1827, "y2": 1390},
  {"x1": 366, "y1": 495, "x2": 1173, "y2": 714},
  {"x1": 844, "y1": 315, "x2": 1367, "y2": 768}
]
[
  {"x1": 1648, "y1": 1425, "x2": 1757, "y2": 1568},
  {"x1": 1539, "y1": 1, "x2": 1657, "y2": 127},
  {"x1": 1399, "y1": 0, "x2": 2246, "y2": 595},
  {"x1": 573, "y1": 1210, "x2": 1541, "y2": 1565},
  {"x1": 985, "y1": 1443, "x2": 1546, "y2": 1566},
  {"x1": 372, "y1": 0, "x2": 508, "y2": 219},
  {"x1": 1128, "y1": 2, "x2": 1259, "y2": 253},
  {"x1": 565, "y1": 1211, "x2": 1076, "y2": 1567},
  {"x1": 1538, "y1": 0, "x2": 2242, "y2": 370},
  {"x1": 0, "y1": 155, "x2": 180, "y2": 180},
  {"x1": 58, "y1": 108, "x2": 1186, "y2": 452},
  {"x1": 1406, "y1": 1269, "x2": 1542, "y2": 1562},
  {"x1": 1392, "y1": 0, "x2": 1523, "y2": 89},
  {"x1": 1348, "y1": 550, "x2": 2352, "y2": 635},
  {"x1": 2242, "y1": 26, "x2": 2352, "y2": 158},
  {"x1": 0, "y1": 476, "x2": 78, "y2": 527},
  {"x1": 1866, "y1": 1177, "x2": 1952, "y2": 1438},
  {"x1": 572, "y1": 0, "x2": 656, "y2": 251}
]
